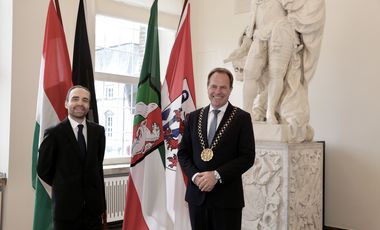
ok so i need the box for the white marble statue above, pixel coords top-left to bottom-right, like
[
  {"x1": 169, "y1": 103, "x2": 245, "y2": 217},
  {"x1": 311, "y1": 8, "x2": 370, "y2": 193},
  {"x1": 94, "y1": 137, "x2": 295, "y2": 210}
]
[{"x1": 225, "y1": 0, "x2": 325, "y2": 142}]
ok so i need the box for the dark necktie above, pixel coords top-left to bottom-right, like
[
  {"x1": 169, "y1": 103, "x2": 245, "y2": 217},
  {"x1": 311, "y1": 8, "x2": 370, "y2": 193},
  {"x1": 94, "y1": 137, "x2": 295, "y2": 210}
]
[
  {"x1": 77, "y1": 124, "x2": 86, "y2": 161},
  {"x1": 208, "y1": 109, "x2": 220, "y2": 146}
]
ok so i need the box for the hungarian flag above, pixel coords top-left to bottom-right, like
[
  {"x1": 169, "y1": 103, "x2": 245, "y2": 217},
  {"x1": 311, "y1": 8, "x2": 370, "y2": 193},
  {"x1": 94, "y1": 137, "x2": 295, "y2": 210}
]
[
  {"x1": 161, "y1": 2, "x2": 196, "y2": 229},
  {"x1": 72, "y1": 0, "x2": 99, "y2": 123},
  {"x1": 122, "y1": 0, "x2": 172, "y2": 229},
  {"x1": 31, "y1": 0, "x2": 72, "y2": 229}
]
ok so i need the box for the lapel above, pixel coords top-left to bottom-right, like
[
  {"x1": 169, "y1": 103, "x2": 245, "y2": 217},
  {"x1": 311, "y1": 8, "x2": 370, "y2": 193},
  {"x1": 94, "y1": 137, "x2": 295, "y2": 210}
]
[
  {"x1": 86, "y1": 120, "x2": 95, "y2": 161},
  {"x1": 212, "y1": 102, "x2": 234, "y2": 146},
  {"x1": 217, "y1": 102, "x2": 233, "y2": 133},
  {"x1": 62, "y1": 118, "x2": 83, "y2": 162}
]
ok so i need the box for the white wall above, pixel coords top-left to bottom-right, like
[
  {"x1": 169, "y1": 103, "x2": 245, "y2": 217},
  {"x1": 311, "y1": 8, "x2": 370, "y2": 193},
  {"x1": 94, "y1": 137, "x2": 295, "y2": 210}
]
[
  {"x1": 0, "y1": 0, "x2": 12, "y2": 174},
  {"x1": 2, "y1": 0, "x2": 46, "y2": 229},
  {"x1": 191, "y1": 0, "x2": 380, "y2": 230},
  {"x1": 191, "y1": 0, "x2": 249, "y2": 108},
  {"x1": 2, "y1": 0, "x2": 63, "y2": 229},
  {"x1": 309, "y1": 1, "x2": 380, "y2": 229}
]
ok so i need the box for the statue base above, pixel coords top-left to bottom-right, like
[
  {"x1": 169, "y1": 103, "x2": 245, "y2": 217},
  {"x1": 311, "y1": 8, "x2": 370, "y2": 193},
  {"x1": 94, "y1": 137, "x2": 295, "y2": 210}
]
[
  {"x1": 252, "y1": 121, "x2": 313, "y2": 143},
  {"x1": 253, "y1": 122, "x2": 290, "y2": 142},
  {"x1": 242, "y1": 141, "x2": 325, "y2": 230}
]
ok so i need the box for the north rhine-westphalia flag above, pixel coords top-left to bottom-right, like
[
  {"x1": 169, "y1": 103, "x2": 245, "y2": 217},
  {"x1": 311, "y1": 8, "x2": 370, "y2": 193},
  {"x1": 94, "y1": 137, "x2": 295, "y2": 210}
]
[
  {"x1": 72, "y1": 0, "x2": 99, "y2": 123},
  {"x1": 32, "y1": 0, "x2": 72, "y2": 229},
  {"x1": 161, "y1": 2, "x2": 196, "y2": 230},
  {"x1": 122, "y1": 0, "x2": 172, "y2": 229}
]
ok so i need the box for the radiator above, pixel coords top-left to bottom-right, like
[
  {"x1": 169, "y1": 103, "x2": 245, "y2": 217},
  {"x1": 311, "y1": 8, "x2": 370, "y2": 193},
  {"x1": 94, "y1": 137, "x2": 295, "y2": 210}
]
[{"x1": 104, "y1": 175, "x2": 128, "y2": 222}]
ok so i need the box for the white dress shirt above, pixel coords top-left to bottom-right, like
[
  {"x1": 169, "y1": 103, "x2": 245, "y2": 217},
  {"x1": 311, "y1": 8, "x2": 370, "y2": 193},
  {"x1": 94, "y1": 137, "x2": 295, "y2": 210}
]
[
  {"x1": 207, "y1": 102, "x2": 228, "y2": 136},
  {"x1": 67, "y1": 116, "x2": 87, "y2": 146}
]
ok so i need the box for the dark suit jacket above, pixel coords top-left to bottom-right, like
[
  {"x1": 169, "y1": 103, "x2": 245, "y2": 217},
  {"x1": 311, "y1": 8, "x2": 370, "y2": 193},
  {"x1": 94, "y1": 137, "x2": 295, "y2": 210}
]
[
  {"x1": 178, "y1": 103, "x2": 255, "y2": 208},
  {"x1": 37, "y1": 118, "x2": 106, "y2": 221}
]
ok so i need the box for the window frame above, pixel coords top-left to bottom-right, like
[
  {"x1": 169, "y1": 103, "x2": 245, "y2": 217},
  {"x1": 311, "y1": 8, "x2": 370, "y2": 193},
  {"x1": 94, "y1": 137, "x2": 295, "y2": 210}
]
[{"x1": 95, "y1": 72, "x2": 139, "y2": 165}]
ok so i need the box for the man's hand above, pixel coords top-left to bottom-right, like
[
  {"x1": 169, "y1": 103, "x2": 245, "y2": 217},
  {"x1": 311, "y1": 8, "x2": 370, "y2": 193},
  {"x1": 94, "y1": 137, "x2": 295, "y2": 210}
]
[{"x1": 195, "y1": 171, "x2": 218, "y2": 192}]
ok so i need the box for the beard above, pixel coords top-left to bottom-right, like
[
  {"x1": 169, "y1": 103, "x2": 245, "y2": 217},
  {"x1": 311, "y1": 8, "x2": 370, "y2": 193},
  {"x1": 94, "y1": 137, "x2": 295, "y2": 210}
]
[{"x1": 69, "y1": 106, "x2": 89, "y2": 119}]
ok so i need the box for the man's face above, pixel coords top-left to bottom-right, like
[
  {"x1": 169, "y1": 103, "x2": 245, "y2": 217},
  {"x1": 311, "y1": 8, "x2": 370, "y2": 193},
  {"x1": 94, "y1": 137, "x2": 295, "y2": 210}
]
[
  {"x1": 65, "y1": 88, "x2": 90, "y2": 121},
  {"x1": 207, "y1": 72, "x2": 232, "y2": 109}
]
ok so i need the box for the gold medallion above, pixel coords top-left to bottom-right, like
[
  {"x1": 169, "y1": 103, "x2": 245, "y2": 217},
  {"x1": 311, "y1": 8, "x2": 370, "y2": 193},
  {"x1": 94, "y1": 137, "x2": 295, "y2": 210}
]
[{"x1": 201, "y1": 148, "x2": 213, "y2": 162}]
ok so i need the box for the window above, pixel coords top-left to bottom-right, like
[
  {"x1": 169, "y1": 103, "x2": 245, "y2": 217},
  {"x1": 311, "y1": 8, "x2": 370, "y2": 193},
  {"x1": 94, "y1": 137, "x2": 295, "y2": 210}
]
[
  {"x1": 95, "y1": 14, "x2": 175, "y2": 164},
  {"x1": 105, "y1": 87, "x2": 113, "y2": 99},
  {"x1": 95, "y1": 15, "x2": 145, "y2": 77},
  {"x1": 96, "y1": 80, "x2": 136, "y2": 160},
  {"x1": 104, "y1": 110, "x2": 113, "y2": 137}
]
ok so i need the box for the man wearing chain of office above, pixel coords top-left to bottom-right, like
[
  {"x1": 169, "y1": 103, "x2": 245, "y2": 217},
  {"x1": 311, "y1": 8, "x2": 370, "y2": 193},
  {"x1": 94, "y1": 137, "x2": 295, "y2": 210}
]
[{"x1": 178, "y1": 67, "x2": 256, "y2": 230}]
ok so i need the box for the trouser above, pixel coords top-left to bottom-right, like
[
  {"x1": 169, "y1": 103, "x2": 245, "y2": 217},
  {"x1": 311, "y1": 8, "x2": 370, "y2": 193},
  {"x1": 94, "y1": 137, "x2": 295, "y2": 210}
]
[
  {"x1": 189, "y1": 203, "x2": 242, "y2": 230},
  {"x1": 54, "y1": 210, "x2": 103, "y2": 230}
]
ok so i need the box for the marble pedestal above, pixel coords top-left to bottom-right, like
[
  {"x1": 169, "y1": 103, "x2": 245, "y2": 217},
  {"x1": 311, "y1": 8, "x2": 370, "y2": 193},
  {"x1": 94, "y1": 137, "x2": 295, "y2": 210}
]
[{"x1": 242, "y1": 141, "x2": 324, "y2": 230}]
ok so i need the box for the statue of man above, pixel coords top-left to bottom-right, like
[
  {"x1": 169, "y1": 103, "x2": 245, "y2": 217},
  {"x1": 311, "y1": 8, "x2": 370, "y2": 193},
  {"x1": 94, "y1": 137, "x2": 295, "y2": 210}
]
[{"x1": 225, "y1": 0, "x2": 325, "y2": 142}]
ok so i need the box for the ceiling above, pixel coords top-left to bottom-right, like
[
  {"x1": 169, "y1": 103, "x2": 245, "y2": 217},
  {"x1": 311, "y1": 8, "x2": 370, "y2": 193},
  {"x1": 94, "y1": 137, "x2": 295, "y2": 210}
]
[{"x1": 114, "y1": 0, "x2": 184, "y2": 15}]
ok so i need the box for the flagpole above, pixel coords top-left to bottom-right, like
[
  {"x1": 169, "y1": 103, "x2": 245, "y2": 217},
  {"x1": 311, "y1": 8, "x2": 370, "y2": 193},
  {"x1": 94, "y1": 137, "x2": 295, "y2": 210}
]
[
  {"x1": 54, "y1": 0, "x2": 63, "y2": 24},
  {"x1": 176, "y1": 0, "x2": 189, "y2": 32}
]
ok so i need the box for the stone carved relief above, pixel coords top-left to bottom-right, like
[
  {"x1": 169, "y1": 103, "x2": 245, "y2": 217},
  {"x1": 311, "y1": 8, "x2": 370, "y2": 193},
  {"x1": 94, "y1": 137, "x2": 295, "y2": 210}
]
[
  {"x1": 242, "y1": 143, "x2": 323, "y2": 230},
  {"x1": 288, "y1": 148, "x2": 323, "y2": 230},
  {"x1": 242, "y1": 148, "x2": 284, "y2": 230}
]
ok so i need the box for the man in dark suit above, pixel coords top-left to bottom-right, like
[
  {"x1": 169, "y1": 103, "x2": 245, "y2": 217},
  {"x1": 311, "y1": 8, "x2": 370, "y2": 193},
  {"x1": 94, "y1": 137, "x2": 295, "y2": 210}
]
[
  {"x1": 178, "y1": 67, "x2": 255, "y2": 230},
  {"x1": 37, "y1": 85, "x2": 107, "y2": 230}
]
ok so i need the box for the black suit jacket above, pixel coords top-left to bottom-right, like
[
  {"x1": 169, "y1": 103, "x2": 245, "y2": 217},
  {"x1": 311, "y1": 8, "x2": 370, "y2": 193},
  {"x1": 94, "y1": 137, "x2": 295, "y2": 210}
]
[
  {"x1": 37, "y1": 118, "x2": 106, "y2": 221},
  {"x1": 178, "y1": 103, "x2": 255, "y2": 208}
]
